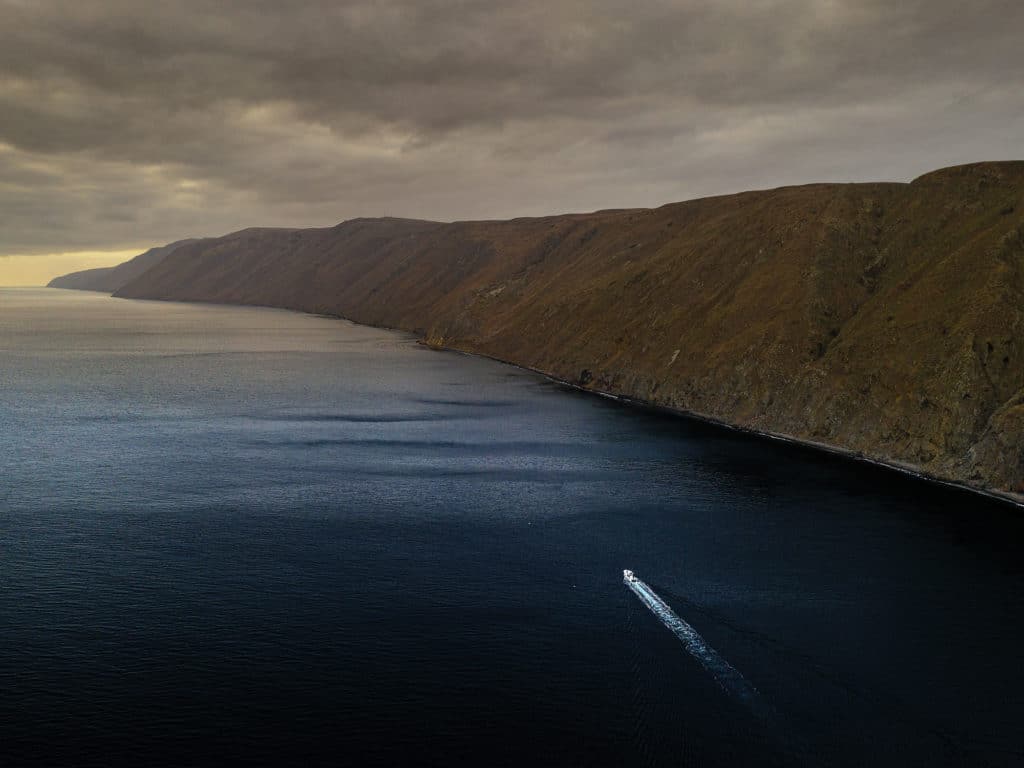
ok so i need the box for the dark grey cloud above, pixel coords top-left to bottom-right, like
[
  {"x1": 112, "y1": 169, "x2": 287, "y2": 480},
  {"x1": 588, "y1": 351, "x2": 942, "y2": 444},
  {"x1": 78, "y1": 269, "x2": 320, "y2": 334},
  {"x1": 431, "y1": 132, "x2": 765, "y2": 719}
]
[{"x1": 1, "y1": 0, "x2": 1022, "y2": 255}]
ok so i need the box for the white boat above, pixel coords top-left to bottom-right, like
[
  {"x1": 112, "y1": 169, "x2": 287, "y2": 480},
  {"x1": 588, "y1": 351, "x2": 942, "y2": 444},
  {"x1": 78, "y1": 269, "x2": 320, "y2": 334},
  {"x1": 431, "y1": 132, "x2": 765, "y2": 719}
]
[{"x1": 623, "y1": 569, "x2": 636, "y2": 582}]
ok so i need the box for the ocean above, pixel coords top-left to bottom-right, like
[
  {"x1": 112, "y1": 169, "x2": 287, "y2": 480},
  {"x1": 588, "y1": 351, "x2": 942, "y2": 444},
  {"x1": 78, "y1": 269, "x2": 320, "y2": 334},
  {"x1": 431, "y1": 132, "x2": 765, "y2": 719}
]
[{"x1": 2, "y1": 288, "x2": 1022, "y2": 766}]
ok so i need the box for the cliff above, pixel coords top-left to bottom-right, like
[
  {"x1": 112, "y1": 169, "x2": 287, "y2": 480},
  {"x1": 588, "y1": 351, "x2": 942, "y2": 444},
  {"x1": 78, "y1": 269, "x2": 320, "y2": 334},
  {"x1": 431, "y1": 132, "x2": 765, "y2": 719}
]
[
  {"x1": 47, "y1": 239, "x2": 200, "y2": 292},
  {"x1": 57, "y1": 162, "x2": 1024, "y2": 500}
]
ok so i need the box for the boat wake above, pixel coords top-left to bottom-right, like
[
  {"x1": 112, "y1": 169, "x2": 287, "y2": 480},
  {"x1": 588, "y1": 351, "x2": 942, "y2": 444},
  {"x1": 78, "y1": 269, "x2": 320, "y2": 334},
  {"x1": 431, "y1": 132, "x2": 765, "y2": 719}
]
[{"x1": 623, "y1": 570, "x2": 761, "y2": 708}]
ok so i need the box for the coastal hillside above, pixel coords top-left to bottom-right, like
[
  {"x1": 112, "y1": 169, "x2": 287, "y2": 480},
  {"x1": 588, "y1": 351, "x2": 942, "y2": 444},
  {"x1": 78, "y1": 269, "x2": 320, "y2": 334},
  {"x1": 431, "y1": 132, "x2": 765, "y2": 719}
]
[
  {"x1": 59, "y1": 162, "x2": 1024, "y2": 500},
  {"x1": 47, "y1": 239, "x2": 200, "y2": 292}
]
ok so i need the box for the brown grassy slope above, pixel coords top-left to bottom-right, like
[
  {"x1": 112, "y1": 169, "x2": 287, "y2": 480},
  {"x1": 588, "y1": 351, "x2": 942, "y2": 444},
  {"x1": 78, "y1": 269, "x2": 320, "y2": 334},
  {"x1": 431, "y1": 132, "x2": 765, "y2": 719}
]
[
  {"x1": 47, "y1": 239, "x2": 201, "y2": 292},
  {"x1": 113, "y1": 162, "x2": 1024, "y2": 497}
]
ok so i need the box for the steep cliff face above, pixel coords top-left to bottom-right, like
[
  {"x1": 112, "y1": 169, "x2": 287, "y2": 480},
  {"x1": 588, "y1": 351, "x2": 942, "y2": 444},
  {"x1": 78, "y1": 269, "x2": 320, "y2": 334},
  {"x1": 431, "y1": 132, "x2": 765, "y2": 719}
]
[
  {"x1": 47, "y1": 239, "x2": 200, "y2": 292},
  {"x1": 99, "y1": 162, "x2": 1024, "y2": 499}
]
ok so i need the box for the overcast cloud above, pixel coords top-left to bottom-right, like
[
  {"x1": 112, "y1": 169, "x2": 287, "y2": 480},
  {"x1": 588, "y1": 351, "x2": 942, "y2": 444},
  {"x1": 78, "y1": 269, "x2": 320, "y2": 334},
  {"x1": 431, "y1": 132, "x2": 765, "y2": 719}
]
[{"x1": 1, "y1": 0, "x2": 1022, "y2": 257}]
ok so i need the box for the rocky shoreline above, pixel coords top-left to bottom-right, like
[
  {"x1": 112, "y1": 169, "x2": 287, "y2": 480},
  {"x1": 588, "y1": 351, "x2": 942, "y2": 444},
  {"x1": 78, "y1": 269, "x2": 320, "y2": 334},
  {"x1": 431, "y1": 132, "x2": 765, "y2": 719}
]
[
  {"x1": 51, "y1": 161, "x2": 1024, "y2": 502},
  {"x1": 421, "y1": 338, "x2": 1024, "y2": 509}
]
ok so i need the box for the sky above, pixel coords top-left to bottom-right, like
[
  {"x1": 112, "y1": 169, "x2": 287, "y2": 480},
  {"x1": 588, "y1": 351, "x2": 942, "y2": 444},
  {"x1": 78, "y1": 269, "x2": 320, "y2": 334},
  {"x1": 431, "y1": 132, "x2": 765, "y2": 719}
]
[{"x1": 1, "y1": 0, "x2": 1022, "y2": 285}]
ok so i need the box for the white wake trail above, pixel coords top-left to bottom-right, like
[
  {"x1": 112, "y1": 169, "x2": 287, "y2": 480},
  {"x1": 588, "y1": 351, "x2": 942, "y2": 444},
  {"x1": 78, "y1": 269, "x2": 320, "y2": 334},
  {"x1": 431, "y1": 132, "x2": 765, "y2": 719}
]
[{"x1": 623, "y1": 570, "x2": 761, "y2": 707}]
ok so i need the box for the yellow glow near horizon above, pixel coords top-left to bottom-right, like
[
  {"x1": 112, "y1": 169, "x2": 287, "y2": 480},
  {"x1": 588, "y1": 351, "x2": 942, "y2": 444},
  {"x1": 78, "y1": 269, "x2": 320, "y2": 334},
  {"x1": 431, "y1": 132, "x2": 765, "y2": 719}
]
[{"x1": 0, "y1": 249, "x2": 142, "y2": 287}]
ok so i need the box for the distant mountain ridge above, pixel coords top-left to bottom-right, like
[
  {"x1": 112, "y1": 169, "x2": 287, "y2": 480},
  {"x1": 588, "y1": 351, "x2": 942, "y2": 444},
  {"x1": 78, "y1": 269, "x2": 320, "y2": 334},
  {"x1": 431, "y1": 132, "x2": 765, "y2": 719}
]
[
  {"x1": 51, "y1": 162, "x2": 1024, "y2": 502},
  {"x1": 47, "y1": 239, "x2": 201, "y2": 292}
]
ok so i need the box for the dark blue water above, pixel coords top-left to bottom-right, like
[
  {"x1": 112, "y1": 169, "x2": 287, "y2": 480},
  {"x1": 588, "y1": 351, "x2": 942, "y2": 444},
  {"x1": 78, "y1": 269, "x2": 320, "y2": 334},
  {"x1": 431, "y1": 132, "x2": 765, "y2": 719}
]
[{"x1": 2, "y1": 288, "x2": 1023, "y2": 767}]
